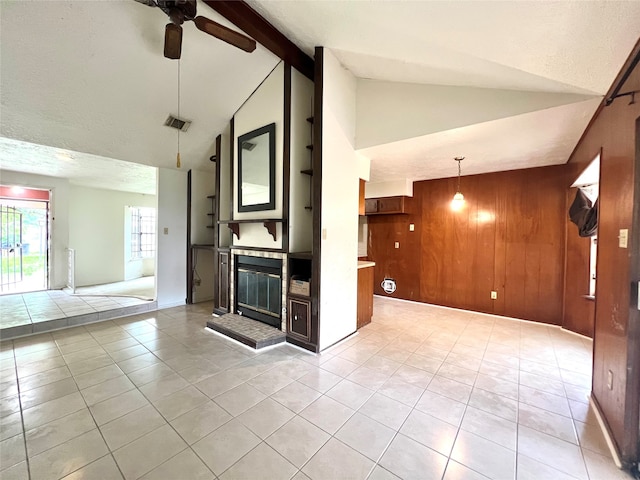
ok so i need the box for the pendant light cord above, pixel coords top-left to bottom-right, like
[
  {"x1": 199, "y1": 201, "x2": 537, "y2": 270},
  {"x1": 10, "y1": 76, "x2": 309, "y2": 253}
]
[
  {"x1": 456, "y1": 158, "x2": 461, "y2": 192},
  {"x1": 176, "y1": 59, "x2": 181, "y2": 168}
]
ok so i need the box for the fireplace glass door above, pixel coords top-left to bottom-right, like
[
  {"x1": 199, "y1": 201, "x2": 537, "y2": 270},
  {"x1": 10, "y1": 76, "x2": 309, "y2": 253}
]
[{"x1": 235, "y1": 255, "x2": 282, "y2": 328}]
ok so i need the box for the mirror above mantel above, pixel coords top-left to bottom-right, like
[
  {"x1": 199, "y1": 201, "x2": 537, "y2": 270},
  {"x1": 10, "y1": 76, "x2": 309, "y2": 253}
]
[{"x1": 238, "y1": 123, "x2": 276, "y2": 212}]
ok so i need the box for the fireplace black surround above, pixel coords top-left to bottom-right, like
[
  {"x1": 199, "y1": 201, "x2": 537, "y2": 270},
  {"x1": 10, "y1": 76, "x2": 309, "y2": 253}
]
[{"x1": 235, "y1": 255, "x2": 282, "y2": 328}]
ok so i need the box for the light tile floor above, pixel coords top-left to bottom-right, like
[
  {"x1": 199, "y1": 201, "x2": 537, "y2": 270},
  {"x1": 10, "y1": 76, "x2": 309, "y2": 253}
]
[
  {"x1": 0, "y1": 289, "x2": 154, "y2": 330},
  {"x1": 0, "y1": 297, "x2": 632, "y2": 480}
]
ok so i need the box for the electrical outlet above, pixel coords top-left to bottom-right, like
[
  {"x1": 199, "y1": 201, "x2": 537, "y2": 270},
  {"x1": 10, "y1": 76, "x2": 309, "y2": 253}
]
[
  {"x1": 409, "y1": 224, "x2": 415, "y2": 232},
  {"x1": 194, "y1": 279, "x2": 201, "y2": 286},
  {"x1": 619, "y1": 229, "x2": 628, "y2": 248},
  {"x1": 163, "y1": 227, "x2": 169, "y2": 235},
  {"x1": 607, "y1": 370, "x2": 613, "y2": 390},
  {"x1": 394, "y1": 242, "x2": 400, "y2": 249},
  {"x1": 491, "y1": 291, "x2": 498, "y2": 300}
]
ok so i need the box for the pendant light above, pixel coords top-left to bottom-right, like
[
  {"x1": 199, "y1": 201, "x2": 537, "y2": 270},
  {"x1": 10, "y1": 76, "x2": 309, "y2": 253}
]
[
  {"x1": 451, "y1": 156, "x2": 465, "y2": 211},
  {"x1": 176, "y1": 59, "x2": 181, "y2": 169}
]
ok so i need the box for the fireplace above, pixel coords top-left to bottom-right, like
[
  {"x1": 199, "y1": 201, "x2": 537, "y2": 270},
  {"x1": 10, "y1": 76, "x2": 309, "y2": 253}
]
[{"x1": 235, "y1": 255, "x2": 282, "y2": 328}]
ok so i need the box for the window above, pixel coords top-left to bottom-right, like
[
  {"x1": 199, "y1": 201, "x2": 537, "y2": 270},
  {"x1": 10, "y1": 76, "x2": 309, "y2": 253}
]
[{"x1": 130, "y1": 207, "x2": 156, "y2": 259}]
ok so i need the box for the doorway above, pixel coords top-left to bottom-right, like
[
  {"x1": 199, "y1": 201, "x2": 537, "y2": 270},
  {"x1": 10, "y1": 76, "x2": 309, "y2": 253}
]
[{"x1": 0, "y1": 186, "x2": 50, "y2": 294}]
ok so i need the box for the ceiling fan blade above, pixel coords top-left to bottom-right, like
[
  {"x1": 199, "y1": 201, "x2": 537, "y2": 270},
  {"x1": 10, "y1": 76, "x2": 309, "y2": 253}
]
[
  {"x1": 133, "y1": 0, "x2": 157, "y2": 7},
  {"x1": 193, "y1": 16, "x2": 256, "y2": 53},
  {"x1": 164, "y1": 23, "x2": 182, "y2": 59}
]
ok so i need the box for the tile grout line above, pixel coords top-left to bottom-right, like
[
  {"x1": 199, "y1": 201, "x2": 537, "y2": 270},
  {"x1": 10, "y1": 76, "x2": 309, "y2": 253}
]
[
  {"x1": 3, "y1": 301, "x2": 608, "y2": 480},
  {"x1": 12, "y1": 341, "x2": 33, "y2": 480}
]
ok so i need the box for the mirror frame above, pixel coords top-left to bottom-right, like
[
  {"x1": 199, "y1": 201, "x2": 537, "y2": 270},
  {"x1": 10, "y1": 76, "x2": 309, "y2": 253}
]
[{"x1": 237, "y1": 123, "x2": 276, "y2": 212}]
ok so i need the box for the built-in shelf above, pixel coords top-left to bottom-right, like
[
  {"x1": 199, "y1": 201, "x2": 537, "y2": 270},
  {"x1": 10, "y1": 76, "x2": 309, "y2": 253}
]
[
  {"x1": 304, "y1": 206, "x2": 312, "y2": 210},
  {"x1": 207, "y1": 195, "x2": 216, "y2": 229},
  {"x1": 218, "y1": 218, "x2": 286, "y2": 241},
  {"x1": 301, "y1": 169, "x2": 313, "y2": 176}
]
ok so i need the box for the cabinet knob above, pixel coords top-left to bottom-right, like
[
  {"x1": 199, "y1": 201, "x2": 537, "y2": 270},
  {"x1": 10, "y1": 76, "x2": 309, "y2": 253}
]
[{"x1": 294, "y1": 315, "x2": 298, "y2": 321}]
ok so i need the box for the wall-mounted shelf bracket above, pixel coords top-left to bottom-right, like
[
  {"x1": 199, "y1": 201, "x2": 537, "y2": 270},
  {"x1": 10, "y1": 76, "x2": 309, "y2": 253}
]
[
  {"x1": 228, "y1": 222, "x2": 240, "y2": 239},
  {"x1": 263, "y1": 221, "x2": 278, "y2": 241},
  {"x1": 218, "y1": 218, "x2": 286, "y2": 241}
]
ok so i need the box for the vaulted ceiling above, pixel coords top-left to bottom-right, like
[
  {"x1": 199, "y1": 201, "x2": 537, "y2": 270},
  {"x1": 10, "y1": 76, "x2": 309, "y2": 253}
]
[{"x1": 1, "y1": 1, "x2": 639, "y2": 192}]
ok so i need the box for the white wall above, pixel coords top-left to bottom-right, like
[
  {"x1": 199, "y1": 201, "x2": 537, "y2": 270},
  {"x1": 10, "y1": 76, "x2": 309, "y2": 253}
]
[
  {"x1": 0, "y1": 170, "x2": 70, "y2": 289},
  {"x1": 319, "y1": 49, "x2": 359, "y2": 351},
  {"x1": 233, "y1": 62, "x2": 284, "y2": 249},
  {"x1": 357, "y1": 217, "x2": 368, "y2": 257},
  {"x1": 365, "y1": 179, "x2": 414, "y2": 198},
  {"x1": 156, "y1": 168, "x2": 188, "y2": 308},
  {"x1": 289, "y1": 68, "x2": 314, "y2": 253},
  {"x1": 69, "y1": 185, "x2": 156, "y2": 287},
  {"x1": 190, "y1": 169, "x2": 215, "y2": 302},
  {"x1": 355, "y1": 79, "x2": 597, "y2": 149}
]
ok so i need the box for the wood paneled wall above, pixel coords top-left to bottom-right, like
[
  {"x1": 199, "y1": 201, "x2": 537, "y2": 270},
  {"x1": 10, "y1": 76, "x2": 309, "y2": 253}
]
[
  {"x1": 368, "y1": 164, "x2": 575, "y2": 325},
  {"x1": 566, "y1": 52, "x2": 640, "y2": 465},
  {"x1": 563, "y1": 186, "x2": 596, "y2": 338}
]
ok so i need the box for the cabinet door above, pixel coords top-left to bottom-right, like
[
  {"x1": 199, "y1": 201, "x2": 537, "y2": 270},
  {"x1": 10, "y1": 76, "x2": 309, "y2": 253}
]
[
  {"x1": 218, "y1": 251, "x2": 229, "y2": 312},
  {"x1": 378, "y1": 196, "x2": 404, "y2": 213},
  {"x1": 288, "y1": 298, "x2": 311, "y2": 341},
  {"x1": 364, "y1": 199, "x2": 378, "y2": 214}
]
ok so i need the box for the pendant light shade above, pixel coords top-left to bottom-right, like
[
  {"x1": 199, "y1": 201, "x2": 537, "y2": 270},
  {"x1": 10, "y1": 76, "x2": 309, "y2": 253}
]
[
  {"x1": 451, "y1": 157, "x2": 465, "y2": 211},
  {"x1": 451, "y1": 191, "x2": 465, "y2": 211}
]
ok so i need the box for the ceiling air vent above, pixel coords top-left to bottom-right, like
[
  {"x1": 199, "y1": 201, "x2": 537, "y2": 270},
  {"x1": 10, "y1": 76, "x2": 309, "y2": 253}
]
[
  {"x1": 164, "y1": 115, "x2": 191, "y2": 132},
  {"x1": 242, "y1": 141, "x2": 256, "y2": 151}
]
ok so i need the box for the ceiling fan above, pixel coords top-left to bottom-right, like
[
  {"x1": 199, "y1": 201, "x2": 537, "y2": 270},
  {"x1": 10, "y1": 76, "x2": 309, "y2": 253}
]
[{"x1": 134, "y1": 0, "x2": 256, "y2": 59}]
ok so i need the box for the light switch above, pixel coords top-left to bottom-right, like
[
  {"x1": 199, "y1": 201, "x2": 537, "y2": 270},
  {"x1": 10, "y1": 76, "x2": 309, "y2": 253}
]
[
  {"x1": 619, "y1": 229, "x2": 628, "y2": 248},
  {"x1": 394, "y1": 242, "x2": 399, "y2": 249},
  {"x1": 409, "y1": 224, "x2": 415, "y2": 232},
  {"x1": 163, "y1": 227, "x2": 169, "y2": 235},
  {"x1": 322, "y1": 228, "x2": 327, "y2": 240}
]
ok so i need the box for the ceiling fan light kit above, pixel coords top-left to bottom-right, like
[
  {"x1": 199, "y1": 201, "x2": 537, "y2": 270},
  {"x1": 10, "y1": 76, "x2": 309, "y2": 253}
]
[{"x1": 134, "y1": 0, "x2": 257, "y2": 60}]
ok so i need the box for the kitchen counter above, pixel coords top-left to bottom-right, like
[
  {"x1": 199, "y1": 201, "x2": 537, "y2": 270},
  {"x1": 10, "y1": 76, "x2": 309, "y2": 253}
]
[{"x1": 357, "y1": 261, "x2": 375, "y2": 269}]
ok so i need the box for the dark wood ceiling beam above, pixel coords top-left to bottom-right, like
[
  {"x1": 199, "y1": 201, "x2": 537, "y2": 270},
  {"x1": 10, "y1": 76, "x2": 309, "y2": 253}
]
[{"x1": 203, "y1": 0, "x2": 314, "y2": 80}]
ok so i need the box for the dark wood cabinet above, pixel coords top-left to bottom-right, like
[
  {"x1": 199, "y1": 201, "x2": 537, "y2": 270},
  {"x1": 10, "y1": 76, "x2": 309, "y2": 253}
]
[
  {"x1": 365, "y1": 198, "x2": 378, "y2": 214},
  {"x1": 286, "y1": 253, "x2": 316, "y2": 350},
  {"x1": 215, "y1": 250, "x2": 229, "y2": 314},
  {"x1": 357, "y1": 265, "x2": 374, "y2": 328},
  {"x1": 288, "y1": 297, "x2": 311, "y2": 341},
  {"x1": 365, "y1": 196, "x2": 407, "y2": 215}
]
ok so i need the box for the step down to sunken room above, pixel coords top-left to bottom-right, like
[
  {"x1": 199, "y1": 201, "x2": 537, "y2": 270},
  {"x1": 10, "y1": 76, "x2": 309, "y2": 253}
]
[{"x1": 206, "y1": 313, "x2": 285, "y2": 349}]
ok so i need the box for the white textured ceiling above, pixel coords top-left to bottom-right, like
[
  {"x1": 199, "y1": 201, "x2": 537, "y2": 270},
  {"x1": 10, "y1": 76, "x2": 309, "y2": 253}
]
[
  {"x1": 1, "y1": 0, "x2": 639, "y2": 189},
  {"x1": 0, "y1": 0, "x2": 279, "y2": 191},
  {"x1": 0, "y1": 137, "x2": 157, "y2": 195},
  {"x1": 361, "y1": 98, "x2": 601, "y2": 183},
  {"x1": 247, "y1": 0, "x2": 640, "y2": 184}
]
